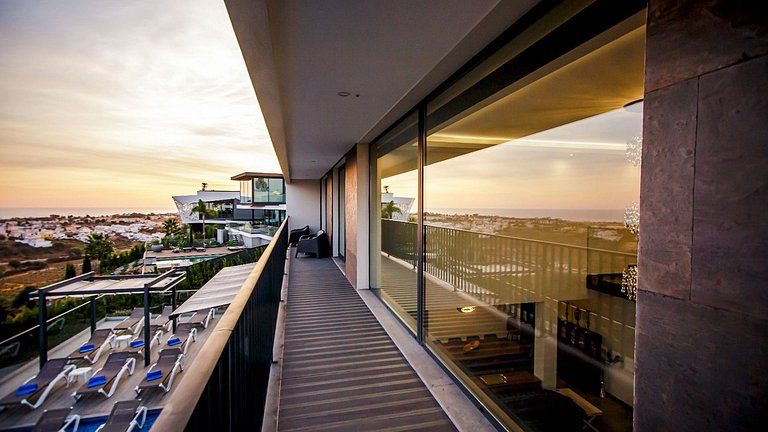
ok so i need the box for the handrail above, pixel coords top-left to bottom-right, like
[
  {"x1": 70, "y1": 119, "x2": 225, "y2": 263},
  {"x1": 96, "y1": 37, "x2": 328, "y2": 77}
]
[{"x1": 151, "y1": 218, "x2": 288, "y2": 431}]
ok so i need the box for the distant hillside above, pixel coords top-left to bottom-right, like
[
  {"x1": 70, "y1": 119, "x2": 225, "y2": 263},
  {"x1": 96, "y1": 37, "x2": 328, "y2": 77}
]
[{"x1": 0, "y1": 239, "x2": 83, "y2": 262}]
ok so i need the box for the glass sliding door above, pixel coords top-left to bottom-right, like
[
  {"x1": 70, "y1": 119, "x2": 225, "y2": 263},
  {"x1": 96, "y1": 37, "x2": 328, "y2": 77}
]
[
  {"x1": 370, "y1": 112, "x2": 419, "y2": 333},
  {"x1": 422, "y1": 3, "x2": 645, "y2": 431}
]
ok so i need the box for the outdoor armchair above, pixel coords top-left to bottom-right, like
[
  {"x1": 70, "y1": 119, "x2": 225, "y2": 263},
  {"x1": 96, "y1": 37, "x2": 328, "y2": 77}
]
[
  {"x1": 288, "y1": 225, "x2": 310, "y2": 246},
  {"x1": 295, "y1": 230, "x2": 329, "y2": 258}
]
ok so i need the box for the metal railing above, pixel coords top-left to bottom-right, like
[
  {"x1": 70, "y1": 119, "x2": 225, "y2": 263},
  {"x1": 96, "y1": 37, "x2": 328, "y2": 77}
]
[
  {"x1": 151, "y1": 218, "x2": 288, "y2": 431},
  {"x1": 382, "y1": 219, "x2": 637, "y2": 303}
]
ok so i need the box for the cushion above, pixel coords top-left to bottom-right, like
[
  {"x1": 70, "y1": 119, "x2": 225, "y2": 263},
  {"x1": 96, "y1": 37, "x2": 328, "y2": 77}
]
[
  {"x1": 130, "y1": 340, "x2": 145, "y2": 349},
  {"x1": 167, "y1": 337, "x2": 181, "y2": 346},
  {"x1": 87, "y1": 375, "x2": 107, "y2": 388},
  {"x1": 16, "y1": 383, "x2": 38, "y2": 396},
  {"x1": 146, "y1": 370, "x2": 163, "y2": 381},
  {"x1": 79, "y1": 344, "x2": 95, "y2": 353}
]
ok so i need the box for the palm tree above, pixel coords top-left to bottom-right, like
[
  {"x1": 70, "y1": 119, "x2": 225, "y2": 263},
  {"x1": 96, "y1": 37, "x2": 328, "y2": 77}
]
[
  {"x1": 190, "y1": 200, "x2": 217, "y2": 242},
  {"x1": 163, "y1": 218, "x2": 181, "y2": 237},
  {"x1": 84, "y1": 233, "x2": 113, "y2": 272},
  {"x1": 381, "y1": 201, "x2": 402, "y2": 219}
]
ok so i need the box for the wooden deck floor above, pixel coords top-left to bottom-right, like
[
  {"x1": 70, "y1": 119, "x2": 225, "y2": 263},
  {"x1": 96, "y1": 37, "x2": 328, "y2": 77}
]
[{"x1": 278, "y1": 257, "x2": 457, "y2": 432}]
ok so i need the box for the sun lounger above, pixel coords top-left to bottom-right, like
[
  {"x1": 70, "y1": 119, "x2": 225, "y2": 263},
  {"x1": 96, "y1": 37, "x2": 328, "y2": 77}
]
[
  {"x1": 32, "y1": 406, "x2": 80, "y2": 432},
  {"x1": 121, "y1": 326, "x2": 164, "y2": 358},
  {"x1": 185, "y1": 308, "x2": 215, "y2": 329},
  {"x1": 151, "y1": 306, "x2": 173, "y2": 331},
  {"x1": 73, "y1": 352, "x2": 135, "y2": 401},
  {"x1": 95, "y1": 400, "x2": 147, "y2": 432},
  {"x1": 163, "y1": 323, "x2": 197, "y2": 356},
  {"x1": 135, "y1": 348, "x2": 184, "y2": 395},
  {"x1": 68, "y1": 329, "x2": 115, "y2": 364},
  {"x1": 112, "y1": 308, "x2": 145, "y2": 334},
  {"x1": 0, "y1": 358, "x2": 75, "y2": 410}
]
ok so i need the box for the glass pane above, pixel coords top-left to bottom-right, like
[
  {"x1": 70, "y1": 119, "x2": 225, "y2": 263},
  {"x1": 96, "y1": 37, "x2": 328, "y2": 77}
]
[
  {"x1": 268, "y1": 178, "x2": 285, "y2": 203},
  {"x1": 424, "y1": 18, "x2": 644, "y2": 432},
  {"x1": 240, "y1": 180, "x2": 252, "y2": 203},
  {"x1": 370, "y1": 112, "x2": 418, "y2": 333},
  {"x1": 253, "y1": 177, "x2": 269, "y2": 203}
]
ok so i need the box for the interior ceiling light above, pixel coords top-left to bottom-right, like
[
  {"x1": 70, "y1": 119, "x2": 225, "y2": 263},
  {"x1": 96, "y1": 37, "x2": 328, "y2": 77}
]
[
  {"x1": 458, "y1": 306, "x2": 476, "y2": 313},
  {"x1": 337, "y1": 91, "x2": 350, "y2": 97}
]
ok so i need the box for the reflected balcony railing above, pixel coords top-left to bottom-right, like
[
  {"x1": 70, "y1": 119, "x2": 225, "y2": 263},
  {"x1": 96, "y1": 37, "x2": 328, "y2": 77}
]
[{"x1": 381, "y1": 219, "x2": 637, "y2": 303}]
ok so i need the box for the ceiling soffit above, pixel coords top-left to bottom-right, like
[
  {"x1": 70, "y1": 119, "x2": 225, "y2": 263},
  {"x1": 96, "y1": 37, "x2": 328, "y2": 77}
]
[{"x1": 227, "y1": 0, "x2": 540, "y2": 180}]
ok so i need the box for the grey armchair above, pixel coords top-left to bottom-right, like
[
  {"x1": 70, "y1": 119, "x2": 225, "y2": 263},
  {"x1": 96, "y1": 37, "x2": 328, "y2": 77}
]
[
  {"x1": 295, "y1": 230, "x2": 329, "y2": 258},
  {"x1": 288, "y1": 225, "x2": 310, "y2": 246}
]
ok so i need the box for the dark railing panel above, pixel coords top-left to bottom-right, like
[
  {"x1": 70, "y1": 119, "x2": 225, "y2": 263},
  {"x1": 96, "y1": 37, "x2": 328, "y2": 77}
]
[{"x1": 151, "y1": 219, "x2": 288, "y2": 432}]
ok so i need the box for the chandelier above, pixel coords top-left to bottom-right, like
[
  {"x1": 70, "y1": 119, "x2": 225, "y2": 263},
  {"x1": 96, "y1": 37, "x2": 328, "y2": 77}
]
[
  {"x1": 624, "y1": 203, "x2": 640, "y2": 235},
  {"x1": 621, "y1": 265, "x2": 638, "y2": 301},
  {"x1": 626, "y1": 135, "x2": 642, "y2": 166}
]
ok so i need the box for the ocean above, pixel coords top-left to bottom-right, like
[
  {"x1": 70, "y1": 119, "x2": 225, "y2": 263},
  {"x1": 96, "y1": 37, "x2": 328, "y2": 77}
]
[
  {"x1": 427, "y1": 208, "x2": 625, "y2": 222},
  {"x1": 0, "y1": 207, "x2": 177, "y2": 219}
]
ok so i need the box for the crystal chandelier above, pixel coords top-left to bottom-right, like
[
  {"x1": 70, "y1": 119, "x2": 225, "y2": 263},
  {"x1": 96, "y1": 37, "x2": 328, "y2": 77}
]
[
  {"x1": 622, "y1": 265, "x2": 638, "y2": 301},
  {"x1": 624, "y1": 203, "x2": 640, "y2": 235},
  {"x1": 626, "y1": 135, "x2": 642, "y2": 166}
]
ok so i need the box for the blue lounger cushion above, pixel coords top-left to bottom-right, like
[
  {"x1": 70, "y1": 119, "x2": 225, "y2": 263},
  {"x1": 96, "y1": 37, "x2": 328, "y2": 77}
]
[
  {"x1": 16, "y1": 383, "x2": 38, "y2": 396},
  {"x1": 146, "y1": 370, "x2": 163, "y2": 381},
  {"x1": 130, "y1": 340, "x2": 145, "y2": 348},
  {"x1": 87, "y1": 375, "x2": 107, "y2": 388},
  {"x1": 79, "y1": 344, "x2": 95, "y2": 353},
  {"x1": 167, "y1": 337, "x2": 181, "y2": 346}
]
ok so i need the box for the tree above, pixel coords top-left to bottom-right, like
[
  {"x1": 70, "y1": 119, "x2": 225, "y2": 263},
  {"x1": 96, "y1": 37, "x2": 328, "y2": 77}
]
[
  {"x1": 64, "y1": 263, "x2": 76, "y2": 279},
  {"x1": 190, "y1": 200, "x2": 217, "y2": 243},
  {"x1": 84, "y1": 233, "x2": 114, "y2": 261},
  {"x1": 381, "y1": 201, "x2": 402, "y2": 219},
  {"x1": 82, "y1": 256, "x2": 92, "y2": 273},
  {"x1": 163, "y1": 218, "x2": 181, "y2": 237}
]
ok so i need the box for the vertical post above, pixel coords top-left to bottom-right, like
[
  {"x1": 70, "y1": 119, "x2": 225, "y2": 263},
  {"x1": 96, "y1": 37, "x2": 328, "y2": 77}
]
[
  {"x1": 171, "y1": 280, "x2": 177, "y2": 333},
  {"x1": 89, "y1": 296, "x2": 96, "y2": 335},
  {"x1": 416, "y1": 105, "x2": 426, "y2": 344},
  {"x1": 37, "y1": 289, "x2": 48, "y2": 370},
  {"x1": 143, "y1": 284, "x2": 151, "y2": 367}
]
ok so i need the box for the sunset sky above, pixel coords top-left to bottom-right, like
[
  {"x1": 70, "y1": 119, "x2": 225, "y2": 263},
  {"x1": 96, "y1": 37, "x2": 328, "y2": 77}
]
[{"x1": 0, "y1": 0, "x2": 280, "y2": 210}]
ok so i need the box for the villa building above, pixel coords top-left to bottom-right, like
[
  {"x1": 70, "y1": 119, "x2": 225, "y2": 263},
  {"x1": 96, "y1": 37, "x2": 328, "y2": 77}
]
[{"x1": 172, "y1": 172, "x2": 286, "y2": 247}]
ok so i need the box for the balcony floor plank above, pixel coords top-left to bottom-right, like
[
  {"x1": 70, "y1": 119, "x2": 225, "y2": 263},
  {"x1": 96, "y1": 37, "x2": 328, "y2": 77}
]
[{"x1": 278, "y1": 257, "x2": 456, "y2": 432}]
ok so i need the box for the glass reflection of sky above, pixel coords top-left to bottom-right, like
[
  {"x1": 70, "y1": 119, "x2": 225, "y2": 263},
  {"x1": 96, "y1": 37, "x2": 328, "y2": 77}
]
[{"x1": 383, "y1": 104, "x2": 643, "y2": 212}]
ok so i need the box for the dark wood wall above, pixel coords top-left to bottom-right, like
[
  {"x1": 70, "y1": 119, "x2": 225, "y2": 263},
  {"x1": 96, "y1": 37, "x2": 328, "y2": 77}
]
[{"x1": 636, "y1": 1, "x2": 768, "y2": 430}]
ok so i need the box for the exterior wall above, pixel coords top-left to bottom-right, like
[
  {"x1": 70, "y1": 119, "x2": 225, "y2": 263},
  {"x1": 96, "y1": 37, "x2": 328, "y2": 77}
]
[
  {"x1": 636, "y1": 1, "x2": 768, "y2": 430},
  {"x1": 285, "y1": 180, "x2": 320, "y2": 233},
  {"x1": 344, "y1": 146, "x2": 358, "y2": 286},
  {"x1": 340, "y1": 143, "x2": 371, "y2": 289}
]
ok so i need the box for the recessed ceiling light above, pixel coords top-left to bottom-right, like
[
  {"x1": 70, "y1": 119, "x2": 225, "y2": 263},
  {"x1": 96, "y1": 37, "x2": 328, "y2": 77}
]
[
  {"x1": 458, "y1": 306, "x2": 476, "y2": 313},
  {"x1": 337, "y1": 91, "x2": 350, "y2": 97}
]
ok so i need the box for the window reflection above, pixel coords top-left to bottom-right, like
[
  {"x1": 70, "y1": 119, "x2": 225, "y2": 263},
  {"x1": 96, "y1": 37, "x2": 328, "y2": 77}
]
[
  {"x1": 421, "y1": 20, "x2": 644, "y2": 432},
  {"x1": 370, "y1": 113, "x2": 419, "y2": 333}
]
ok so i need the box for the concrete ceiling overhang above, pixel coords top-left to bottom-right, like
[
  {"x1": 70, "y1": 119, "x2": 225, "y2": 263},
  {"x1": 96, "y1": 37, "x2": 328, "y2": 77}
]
[{"x1": 224, "y1": 0, "x2": 539, "y2": 181}]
